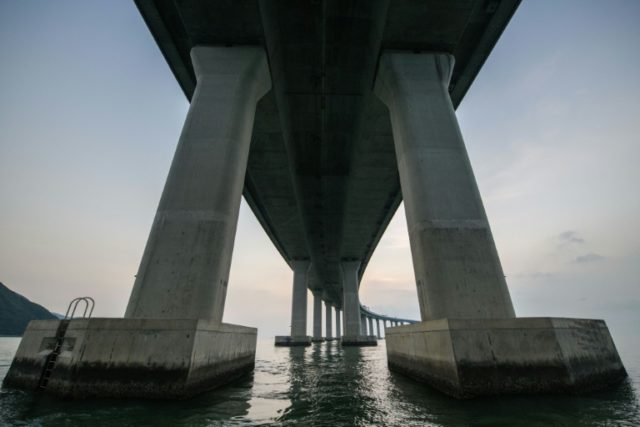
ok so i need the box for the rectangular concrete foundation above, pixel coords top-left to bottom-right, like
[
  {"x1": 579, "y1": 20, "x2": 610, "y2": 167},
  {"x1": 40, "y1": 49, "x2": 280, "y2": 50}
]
[
  {"x1": 274, "y1": 335, "x2": 312, "y2": 346},
  {"x1": 386, "y1": 318, "x2": 627, "y2": 398},
  {"x1": 3, "y1": 318, "x2": 257, "y2": 399},
  {"x1": 341, "y1": 335, "x2": 378, "y2": 347}
]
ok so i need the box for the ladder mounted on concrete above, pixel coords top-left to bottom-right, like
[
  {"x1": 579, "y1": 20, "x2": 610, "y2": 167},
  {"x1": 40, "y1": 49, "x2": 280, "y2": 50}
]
[{"x1": 37, "y1": 297, "x2": 95, "y2": 390}]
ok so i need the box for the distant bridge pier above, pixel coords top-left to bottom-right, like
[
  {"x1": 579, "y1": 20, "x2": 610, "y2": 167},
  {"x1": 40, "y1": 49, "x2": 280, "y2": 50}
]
[
  {"x1": 335, "y1": 307, "x2": 342, "y2": 339},
  {"x1": 375, "y1": 51, "x2": 626, "y2": 398},
  {"x1": 5, "y1": 46, "x2": 271, "y2": 398},
  {"x1": 376, "y1": 319, "x2": 381, "y2": 339},
  {"x1": 311, "y1": 291, "x2": 323, "y2": 343},
  {"x1": 325, "y1": 301, "x2": 333, "y2": 341},
  {"x1": 340, "y1": 262, "x2": 376, "y2": 346},
  {"x1": 275, "y1": 261, "x2": 312, "y2": 346}
]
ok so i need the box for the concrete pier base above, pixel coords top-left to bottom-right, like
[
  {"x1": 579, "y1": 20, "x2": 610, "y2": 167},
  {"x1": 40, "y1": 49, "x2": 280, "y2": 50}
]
[
  {"x1": 341, "y1": 335, "x2": 378, "y2": 347},
  {"x1": 3, "y1": 318, "x2": 256, "y2": 399},
  {"x1": 274, "y1": 336, "x2": 312, "y2": 346},
  {"x1": 386, "y1": 317, "x2": 627, "y2": 398}
]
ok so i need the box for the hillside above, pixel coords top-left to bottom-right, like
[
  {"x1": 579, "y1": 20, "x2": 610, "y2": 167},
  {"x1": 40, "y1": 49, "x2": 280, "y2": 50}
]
[{"x1": 0, "y1": 282, "x2": 57, "y2": 336}]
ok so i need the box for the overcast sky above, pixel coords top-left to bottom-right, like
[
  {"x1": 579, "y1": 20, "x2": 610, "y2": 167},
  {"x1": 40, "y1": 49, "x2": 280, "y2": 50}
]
[{"x1": 0, "y1": 0, "x2": 638, "y2": 353}]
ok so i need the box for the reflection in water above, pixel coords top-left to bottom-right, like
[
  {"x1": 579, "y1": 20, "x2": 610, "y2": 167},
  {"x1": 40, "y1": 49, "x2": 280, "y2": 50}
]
[{"x1": 1, "y1": 337, "x2": 639, "y2": 426}]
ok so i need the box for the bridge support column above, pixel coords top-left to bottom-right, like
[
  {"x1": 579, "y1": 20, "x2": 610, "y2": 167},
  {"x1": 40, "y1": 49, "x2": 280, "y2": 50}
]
[
  {"x1": 340, "y1": 262, "x2": 376, "y2": 346},
  {"x1": 375, "y1": 52, "x2": 514, "y2": 321},
  {"x1": 312, "y1": 292, "x2": 323, "y2": 342},
  {"x1": 376, "y1": 319, "x2": 381, "y2": 339},
  {"x1": 126, "y1": 46, "x2": 271, "y2": 321},
  {"x1": 5, "y1": 47, "x2": 271, "y2": 399},
  {"x1": 275, "y1": 261, "x2": 311, "y2": 346},
  {"x1": 374, "y1": 51, "x2": 626, "y2": 397},
  {"x1": 335, "y1": 307, "x2": 342, "y2": 339},
  {"x1": 325, "y1": 302, "x2": 333, "y2": 340},
  {"x1": 361, "y1": 314, "x2": 367, "y2": 335},
  {"x1": 368, "y1": 317, "x2": 374, "y2": 338}
]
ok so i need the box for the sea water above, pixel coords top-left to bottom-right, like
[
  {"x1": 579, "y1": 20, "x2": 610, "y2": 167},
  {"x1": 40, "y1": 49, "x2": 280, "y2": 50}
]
[{"x1": 1, "y1": 337, "x2": 639, "y2": 426}]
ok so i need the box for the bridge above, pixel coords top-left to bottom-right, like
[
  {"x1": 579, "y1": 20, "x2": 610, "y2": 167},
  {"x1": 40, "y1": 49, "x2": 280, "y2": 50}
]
[{"x1": 4, "y1": 0, "x2": 626, "y2": 400}]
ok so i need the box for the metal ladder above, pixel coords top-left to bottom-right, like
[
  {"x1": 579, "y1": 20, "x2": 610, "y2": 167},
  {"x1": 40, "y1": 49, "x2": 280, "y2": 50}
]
[{"x1": 37, "y1": 297, "x2": 95, "y2": 390}]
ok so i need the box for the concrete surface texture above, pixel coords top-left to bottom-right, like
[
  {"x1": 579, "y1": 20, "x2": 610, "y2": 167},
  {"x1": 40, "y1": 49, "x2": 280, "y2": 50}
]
[
  {"x1": 312, "y1": 292, "x2": 323, "y2": 342},
  {"x1": 325, "y1": 302, "x2": 333, "y2": 340},
  {"x1": 125, "y1": 46, "x2": 271, "y2": 321},
  {"x1": 340, "y1": 262, "x2": 362, "y2": 339},
  {"x1": 374, "y1": 51, "x2": 515, "y2": 321},
  {"x1": 3, "y1": 318, "x2": 257, "y2": 398},
  {"x1": 290, "y1": 261, "x2": 310, "y2": 337},
  {"x1": 274, "y1": 261, "x2": 312, "y2": 346},
  {"x1": 385, "y1": 318, "x2": 627, "y2": 398}
]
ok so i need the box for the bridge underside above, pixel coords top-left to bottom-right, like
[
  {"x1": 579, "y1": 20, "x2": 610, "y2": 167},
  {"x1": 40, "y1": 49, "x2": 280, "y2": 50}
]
[
  {"x1": 4, "y1": 0, "x2": 627, "y2": 401},
  {"x1": 135, "y1": 0, "x2": 520, "y2": 303}
]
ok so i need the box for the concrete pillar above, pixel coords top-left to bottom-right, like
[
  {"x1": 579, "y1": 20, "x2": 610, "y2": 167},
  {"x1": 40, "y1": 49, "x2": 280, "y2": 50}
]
[
  {"x1": 340, "y1": 261, "x2": 362, "y2": 337},
  {"x1": 126, "y1": 47, "x2": 270, "y2": 320},
  {"x1": 312, "y1": 291, "x2": 322, "y2": 341},
  {"x1": 374, "y1": 52, "x2": 515, "y2": 321},
  {"x1": 368, "y1": 317, "x2": 374, "y2": 337},
  {"x1": 361, "y1": 314, "x2": 367, "y2": 335},
  {"x1": 325, "y1": 302, "x2": 333, "y2": 340},
  {"x1": 376, "y1": 319, "x2": 381, "y2": 339},
  {"x1": 290, "y1": 261, "x2": 310, "y2": 337},
  {"x1": 335, "y1": 307, "x2": 341, "y2": 338}
]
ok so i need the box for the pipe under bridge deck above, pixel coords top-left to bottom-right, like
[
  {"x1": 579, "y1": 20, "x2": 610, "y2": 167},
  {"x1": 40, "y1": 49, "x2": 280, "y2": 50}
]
[{"x1": 4, "y1": 0, "x2": 627, "y2": 400}]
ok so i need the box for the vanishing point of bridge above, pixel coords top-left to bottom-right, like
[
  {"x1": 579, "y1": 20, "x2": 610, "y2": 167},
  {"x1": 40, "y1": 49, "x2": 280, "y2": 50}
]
[{"x1": 4, "y1": 0, "x2": 626, "y2": 400}]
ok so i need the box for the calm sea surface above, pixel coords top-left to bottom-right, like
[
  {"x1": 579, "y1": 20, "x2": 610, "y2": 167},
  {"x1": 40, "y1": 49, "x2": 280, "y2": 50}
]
[{"x1": 1, "y1": 337, "x2": 639, "y2": 426}]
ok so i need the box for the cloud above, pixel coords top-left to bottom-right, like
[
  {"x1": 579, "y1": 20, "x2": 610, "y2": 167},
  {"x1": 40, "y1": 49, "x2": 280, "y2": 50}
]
[
  {"x1": 515, "y1": 271, "x2": 555, "y2": 280},
  {"x1": 557, "y1": 230, "x2": 585, "y2": 245},
  {"x1": 574, "y1": 253, "x2": 605, "y2": 264}
]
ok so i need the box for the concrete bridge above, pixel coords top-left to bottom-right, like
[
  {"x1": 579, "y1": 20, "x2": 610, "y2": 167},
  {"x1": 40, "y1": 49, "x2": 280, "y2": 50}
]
[
  {"x1": 4, "y1": 0, "x2": 626, "y2": 399},
  {"x1": 279, "y1": 300, "x2": 418, "y2": 345}
]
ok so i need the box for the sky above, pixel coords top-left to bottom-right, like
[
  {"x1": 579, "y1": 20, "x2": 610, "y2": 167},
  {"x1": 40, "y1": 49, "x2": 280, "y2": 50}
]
[{"x1": 0, "y1": 1, "x2": 639, "y2": 351}]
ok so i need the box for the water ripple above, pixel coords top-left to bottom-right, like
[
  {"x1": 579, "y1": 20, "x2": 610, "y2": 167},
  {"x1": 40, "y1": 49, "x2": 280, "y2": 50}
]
[{"x1": 0, "y1": 337, "x2": 639, "y2": 426}]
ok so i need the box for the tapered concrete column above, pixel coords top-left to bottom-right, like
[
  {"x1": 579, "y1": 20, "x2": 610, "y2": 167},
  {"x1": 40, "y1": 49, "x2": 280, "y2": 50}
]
[
  {"x1": 374, "y1": 52, "x2": 515, "y2": 321},
  {"x1": 290, "y1": 261, "x2": 310, "y2": 337},
  {"x1": 8, "y1": 47, "x2": 269, "y2": 399},
  {"x1": 368, "y1": 317, "x2": 374, "y2": 337},
  {"x1": 340, "y1": 262, "x2": 376, "y2": 346},
  {"x1": 275, "y1": 261, "x2": 312, "y2": 346},
  {"x1": 376, "y1": 319, "x2": 381, "y2": 339},
  {"x1": 335, "y1": 307, "x2": 341, "y2": 338},
  {"x1": 312, "y1": 291, "x2": 322, "y2": 342},
  {"x1": 325, "y1": 302, "x2": 333, "y2": 340},
  {"x1": 340, "y1": 262, "x2": 361, "y2": 336},
  {"x1": 361, "y1": 314, "x2": 367, "y2": 335},
  {"x1": 126, "y1": 47, "x2": 271, "y2": 320}
]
